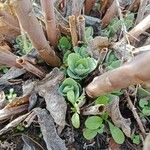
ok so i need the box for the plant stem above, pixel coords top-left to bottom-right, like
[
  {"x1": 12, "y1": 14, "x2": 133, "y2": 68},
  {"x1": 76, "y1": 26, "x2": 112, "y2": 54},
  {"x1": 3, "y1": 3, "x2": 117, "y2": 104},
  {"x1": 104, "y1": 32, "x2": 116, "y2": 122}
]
[
  {"x1": 40, "y1": 0, "x2": 58, "y2": 47},
  {"x1": 86, "y1": 51, "x2": 150, "y2": 98},
  {"x1": 69, "y1": 15, "x2": 78, "y2": 47},
  {"x1": 10, "y1": 0, "x2": 61, "y2": 67}
]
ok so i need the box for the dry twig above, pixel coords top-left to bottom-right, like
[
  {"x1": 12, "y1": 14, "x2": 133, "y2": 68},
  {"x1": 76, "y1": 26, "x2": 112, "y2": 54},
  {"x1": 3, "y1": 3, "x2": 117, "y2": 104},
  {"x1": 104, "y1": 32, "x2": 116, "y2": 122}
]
[
  {"x1": 135, "y1": 0, "x2": 149, "y2": 24},
  {"x1": 40, "y1": 0, "x2": 58, "y2": 47},
  {"x1": 69, "y1": 15, "x2": 78, "y2": 47},
  {"x1": 10, "y1": 0, "x2": 61, "y2": 67},
  {"x1": 125, "y1": 91, "x2": 146, "y2": 137}
]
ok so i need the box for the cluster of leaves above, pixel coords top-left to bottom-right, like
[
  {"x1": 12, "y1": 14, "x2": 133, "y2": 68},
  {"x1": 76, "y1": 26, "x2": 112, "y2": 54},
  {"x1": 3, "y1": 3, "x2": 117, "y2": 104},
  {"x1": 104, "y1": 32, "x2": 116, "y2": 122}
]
[
  {"x1": 102, "y1": 12, "x2": 135, "y2": 38},
  {"x1": 58, "y1": 26, "x2": 98, "y2": 128},
  {"x1": 105, "y1": 51, "x2": 123, "y2": 71},
  {"x1": 83, "y1": 95, "x2": 125, "y2": 144},
  {"x1": 59, "y1": 78, "x2": 85, "y2": 128},
  {"x1": 14, "y1": 34, "x2": 33, "y2": 55},
  {"x1": 58, "y1": 30, "x2": 129, "y2": 144},
  {"x1": 58, "y1": 27, "x2": 97, "y2": 80}
]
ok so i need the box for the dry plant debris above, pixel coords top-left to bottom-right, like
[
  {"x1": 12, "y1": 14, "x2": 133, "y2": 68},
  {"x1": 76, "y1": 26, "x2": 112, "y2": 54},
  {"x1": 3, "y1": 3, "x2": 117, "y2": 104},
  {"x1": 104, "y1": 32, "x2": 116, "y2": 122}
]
[{"x1": 0, "y1": 0, "x2": 149, "y2": 149}]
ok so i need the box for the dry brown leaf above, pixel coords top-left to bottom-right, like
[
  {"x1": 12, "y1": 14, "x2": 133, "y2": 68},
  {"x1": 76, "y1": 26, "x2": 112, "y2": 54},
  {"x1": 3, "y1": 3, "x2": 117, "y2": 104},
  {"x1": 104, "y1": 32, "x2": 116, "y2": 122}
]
[
  {"x1": 107, "y1": 96, "x2": 131, "y2": 137},
  {"x1": 35, "y1": 68, "x2": 67, "y2": 127}
]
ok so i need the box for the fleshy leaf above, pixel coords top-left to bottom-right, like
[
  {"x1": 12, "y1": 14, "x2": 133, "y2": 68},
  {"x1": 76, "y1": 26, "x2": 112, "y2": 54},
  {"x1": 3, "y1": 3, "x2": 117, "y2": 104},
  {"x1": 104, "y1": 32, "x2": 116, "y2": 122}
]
[
  {"x1": 85, "y1": 116, "x2": 103, "y2": 130},
  {"x1": 67, "y1": 90, "x2": 75, "y2": 105},
  {"x1": 95, "y1": 96, "x2": 109, "y2": 105},
  {"x1": 71, "y1": 113, "x2": 80, "y2": 128},
  {"x1": 139, "y1": 98, "x2": 149, "y2": 108},
  {"x1": 83, "y1": 128, "x2": 97, "y2": 140},
  {"x1": 108, "y1": 121, "x2": 125, "y2": 144}
]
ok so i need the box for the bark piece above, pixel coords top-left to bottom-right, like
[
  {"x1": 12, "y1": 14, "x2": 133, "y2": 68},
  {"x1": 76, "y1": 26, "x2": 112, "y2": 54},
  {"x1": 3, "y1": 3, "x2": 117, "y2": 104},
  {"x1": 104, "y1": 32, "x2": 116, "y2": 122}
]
[
  {"x1": 40, "y1": 0, "x2": 58, "y2": 47},
  {"x1": 35, "y1": 68, "x2": 67, "y2": 127},
  {"x1": 10, "y1": 0, "x2": 61, "y2": 67},
  {"x1": 107, "y1": 96, "x2": 131, "y2": 137},
  {"x1": 86, "y1": 51, "x2": 150, "y2": 97},
  {"x1": 34, "y1": 108, "x2": 67, "y2": 150}
]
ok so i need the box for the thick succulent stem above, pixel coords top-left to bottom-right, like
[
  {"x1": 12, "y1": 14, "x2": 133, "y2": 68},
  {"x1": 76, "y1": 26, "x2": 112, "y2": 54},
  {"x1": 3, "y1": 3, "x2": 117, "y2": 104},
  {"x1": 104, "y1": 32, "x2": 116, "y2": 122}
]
[
  {"x1": 10, "y1": 0, "x2": 61, "y2": 67},
  {"x1": 40, "y1": 0, "x2": 58, "y2": 47},
  {"x1": 86, "y1": 51, "x2": 150, "y2": 98}
]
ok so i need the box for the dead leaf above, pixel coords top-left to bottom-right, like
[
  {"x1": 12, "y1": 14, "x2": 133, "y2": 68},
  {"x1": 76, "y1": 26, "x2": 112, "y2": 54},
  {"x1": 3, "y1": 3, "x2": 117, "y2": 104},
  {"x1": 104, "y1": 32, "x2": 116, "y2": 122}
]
[
  {"x1": 107, "y1": 96, "x2": 131, "y2": 137},
  {"x1": 0, "y1": 104, "x2": 28, "y2": 121},
  {"x1": 34, "y1": 108, "x2": 67, "y2": 150},
  {"x1": 35, "y1": 68, "x2": 67, "y2": 127}
]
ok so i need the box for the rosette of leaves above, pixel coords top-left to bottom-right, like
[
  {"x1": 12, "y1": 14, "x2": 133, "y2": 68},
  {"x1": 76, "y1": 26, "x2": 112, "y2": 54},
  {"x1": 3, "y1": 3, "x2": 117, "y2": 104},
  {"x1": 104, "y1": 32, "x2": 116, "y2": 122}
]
[
  {"x1": 67, "y1": 53, "x2": 97, "y2": 80},
  {"x1": 59, "y1": 78, "x2": 81, "y2": 106},
  {"x1": 74, "y1": 46, "x2": 90, "y2": 58},
  {"x1": 59, "y1": 78, "x2": 82, "y2": 128},
  {"x1": 58, "y1": 36, "x2": 72, "y2": 52}
]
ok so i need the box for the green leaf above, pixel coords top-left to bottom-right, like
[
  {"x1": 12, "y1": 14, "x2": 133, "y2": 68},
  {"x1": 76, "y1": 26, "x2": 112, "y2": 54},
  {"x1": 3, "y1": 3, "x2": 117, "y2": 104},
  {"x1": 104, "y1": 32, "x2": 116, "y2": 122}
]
[
  {"x1": 101, "y1": 112, "x2": 109, "y2": 120},
  {"x1": 71, "y1": 113, "x2": 80, "y2": 128},
  {"x1": 67, "y1": 90, "x2": 75, "y2": 105},
  {"x1": 85, "y1": 116, "x2": 103, "y2": 130},
  {"x1": 59, "y1": 78, "x2": 81, "y2": 100},
  {"x1": 58, "y1": 36, "x2": 71, "y2": 51},
  {"x1": 108, "y1": 121, "x2": 125, "y2": 144},
  {"x1": 83, "y1": 128, "x2": 97, "y2": 140},
  {"x1": 139, "y1": 98, "x2": 149, "y2": 108},
  {"x1": 63, "y1": 50, "x2": 72, "y2": 64},
  {"x1": 107, "y1": 60, "x2": 122, "y2": 70},
  {"x1": 95, "y1": 96, "x2": 109, "y2": 105},
  {"x1": 137, "y1": 87, "x2": 150, "y2": 98},
  {"x1": 85, "y1": 27, "x2": 93, "y2": 39},
  {"x1": 111, "y1": 90, "x2": 123, "y2": 96},
  {"x1": 97, "y1": 124, "x2": 104, "y2": 134},
  {"x1": 142, "y1": 107, "x2": 150, "y2": 116},
  {"x1": 74, "y1": 46, "x2": 89, "y2": 58},
  {"x1": 131, "y1": 134, "x2": 141, "y2": 145},
  {"x1": 67, "y1": 53, "x2": 97, "y2": 80}
]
